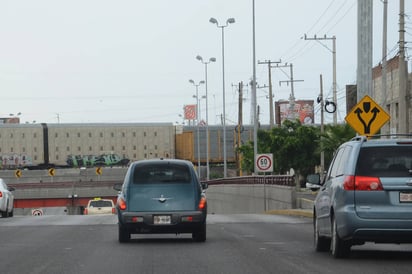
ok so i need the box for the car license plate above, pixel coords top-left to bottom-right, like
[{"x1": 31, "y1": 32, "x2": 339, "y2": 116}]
[
  {"x1": 154, "y1": 215, "x2": 171, "y2": 225},
  {"x1": 400, "y1": 192, "x2": 412, "y2": 203}
]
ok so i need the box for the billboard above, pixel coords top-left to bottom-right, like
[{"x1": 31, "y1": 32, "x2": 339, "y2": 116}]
[
  {"x1": 275, "y1": 100, "x2": 314, "y2": 125},
  {"x1": 0, "y1": 117, "x2": 20, "y2": 124},
  {"x1": 183, "y1": 104, "x2": 197, "y2": 120}
]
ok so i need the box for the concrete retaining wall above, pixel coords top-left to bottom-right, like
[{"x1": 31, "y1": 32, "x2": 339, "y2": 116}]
[{"x1": 206, "y1": 184, "x2": 296, "y2": 214}]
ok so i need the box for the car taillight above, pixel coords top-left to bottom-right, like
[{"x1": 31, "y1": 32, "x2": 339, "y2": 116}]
[
  {"x1": 117, "y1": 197, "x2": 127, "y2": 210},
  {"x1": 84, "y1": 208, "x2": 88, "y2": 215},
  {"x1": 112, "y1": 207, "x2": 116, "y2": 214},
  {"x1": 0, "y1": 191, "x2": 2, "y2": 198},
  {"x1": 198, "y1": 197, "x2": 206, "y2": 210},
  {"x1": 343, "y1": 175, "x2": 383, "y2": 191}
]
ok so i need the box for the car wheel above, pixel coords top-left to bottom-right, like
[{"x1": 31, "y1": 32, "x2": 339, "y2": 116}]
[
  {"x1": 1, "y1": 201, "x2": 9, "y2": 218},
  {"x1": 192, "y1": 223, "x2": 206, "y2": 242},
  {"x1": 314, "y1": 215, "x2": 330, "y2": 252},
  {"x1": 118, "y1": 224, "x2": 130, "y2": 243},
  {"x1": 8, "y1": 209, "x2": 13, "y2": 217},
  {"x1": 331, "y1": 216, "x2": 350, "y2": 258}
]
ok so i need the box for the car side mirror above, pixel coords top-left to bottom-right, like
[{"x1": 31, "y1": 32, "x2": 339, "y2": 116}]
[
  {"x1": 201, "y1": 182, "x2": 208, "y2": 190},
  {"x1": 8, "y1": 186, "x2": 15, "y2": 192},
  {"x1": 305, "y1": 174, "x2": 321, "y2": 191},
  {"x1": 113, "y1": 183, "x2": 122, "y2": 192}
]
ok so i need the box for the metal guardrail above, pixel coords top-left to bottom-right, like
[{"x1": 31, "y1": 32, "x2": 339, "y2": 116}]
[{"x1": 206, "y1": 175, "x2": 295, "y2": 187}]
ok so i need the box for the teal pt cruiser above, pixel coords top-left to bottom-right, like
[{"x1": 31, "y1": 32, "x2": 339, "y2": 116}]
[{"x1": 114, "y1": 158, "x2": 208, "y2": 243}]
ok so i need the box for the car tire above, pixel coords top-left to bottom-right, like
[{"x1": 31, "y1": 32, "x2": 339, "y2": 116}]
[
  {"x1": 331, "y1": 216, "x2": 350, "y2": 258},
  {"x1": 118, "y1": 224, "x2": 130, "y2": 243},
  {"x1": 314, "y1": 215, "x2": 330, "y2": 252},
  {"x1": 8, "y1": 209, "x2": 13, "y2": 217},
  {"x1": 192, "y1": 223, "x2": 206, "y2": 242},
  {"x1": 1, "y1": 201, "x2": 9, "y2": 218}
]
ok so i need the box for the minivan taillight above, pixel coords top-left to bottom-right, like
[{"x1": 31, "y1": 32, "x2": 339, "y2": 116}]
[
  {"x1": 117, "y1": 197, "x2": 127, "y2": 210},
  {"x1": 343, "y1": 175, "x2": 383, "y2": 191}
]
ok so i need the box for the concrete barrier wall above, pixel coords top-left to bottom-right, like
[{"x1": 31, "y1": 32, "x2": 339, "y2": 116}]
[{"x1": 206, "y1": 184, "x2": 296, "y2": 214}]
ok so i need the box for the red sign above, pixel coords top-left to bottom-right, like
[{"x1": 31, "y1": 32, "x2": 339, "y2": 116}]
[{"x1": 184, "y1": 105, "x2": 197, "y2": 120}]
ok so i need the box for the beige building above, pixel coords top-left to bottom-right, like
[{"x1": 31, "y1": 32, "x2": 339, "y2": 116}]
[
  {"x1": 0, "y1": 123, "x2": 175, "y2": 168},
  {"x1": 371, "y1": 55, "x2": 412, "y2": 134}
]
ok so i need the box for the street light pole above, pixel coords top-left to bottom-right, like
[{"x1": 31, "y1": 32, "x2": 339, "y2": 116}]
[
  {"x1": 252, "y1": 0, "x2": 258, "y2": 174},
  {"x1": 196, "y1": 55, "x2": 216, "y2": 180},
  {"x1": 189, "y1": 79, "x2": 205, "y2": 178},
  {"x1": 210, "y1": 17, "x2": 235, "y2": 178}
]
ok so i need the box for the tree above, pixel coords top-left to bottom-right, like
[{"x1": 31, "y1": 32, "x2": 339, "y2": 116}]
[
  {"x1": 238, "y1": 121, "x2": 356, "y2": 178},
  {"x1": 239, "y1": 120, "x2": 320, "y2": 177}
]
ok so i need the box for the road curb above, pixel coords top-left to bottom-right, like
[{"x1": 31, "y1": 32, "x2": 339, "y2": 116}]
[{"x1": 265, "y1": 209, "x2": 313, "y2": 218}]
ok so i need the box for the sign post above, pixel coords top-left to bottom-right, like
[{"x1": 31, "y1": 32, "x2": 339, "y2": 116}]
[{"x1": 255, "y1": 153, "x2": 273, "y2": 212}]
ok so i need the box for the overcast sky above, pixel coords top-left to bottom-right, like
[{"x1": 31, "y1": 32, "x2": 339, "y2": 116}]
[{"x1": 0, "y1": 0, "x2": 410, "y2": 125}]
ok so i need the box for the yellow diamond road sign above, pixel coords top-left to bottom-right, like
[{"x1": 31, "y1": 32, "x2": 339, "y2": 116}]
[
  {"x1": 96, "y1": 167, "x2": 102, "y2": 175},
  {"x1": 15, "y1": 169, "x2": 22, "y2": 178},
  {"x1": 48, "y1": 168, "x2": 55, "y2": 176},
  {"x1": 345, "y1": 95, "x2": 390, "y2": 136}
]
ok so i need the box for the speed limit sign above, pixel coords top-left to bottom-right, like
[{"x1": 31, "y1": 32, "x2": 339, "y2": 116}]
[{"x1": 256, "y1": 154, "x2": 273, "y2": 172}]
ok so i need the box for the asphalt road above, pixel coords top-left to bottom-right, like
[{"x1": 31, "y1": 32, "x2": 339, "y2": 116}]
[{"x1": 1, "y1": 214, "x2": 412, "y2": 274}]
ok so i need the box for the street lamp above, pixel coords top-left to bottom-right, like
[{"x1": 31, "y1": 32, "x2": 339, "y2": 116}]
[
  {"x1": 210, "y1": 17, "x2": 235, "y2": 178},
  {"x1": 252, "y1": 0, "x2": 258, "y2": 175},
  {"x1": 189, "y1": 79, "x2": 205, "y2": 178},
  {"x1": 196, "y1": 55, "x2": 216, "y2": 180},
  {"x1": 8, "y1": 112, "x2": 22, "y2": 124}
]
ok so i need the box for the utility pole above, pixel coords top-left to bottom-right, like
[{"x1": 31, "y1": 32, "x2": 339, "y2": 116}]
[
  {"x1": 319, "y1": 75, "x2": 325, "y2": 175},
  {"x1": 237, "y1": 82, "x2": 243, "y2": 176},
  {"x1": 356, "y1": 0, "x2": 373, "y2": 100},
  {"x1": 381, "y1": 0, "x2": 389, "y2": 134},
  {"x1": 304, "y1": 34, "x2": 337, "y2": 124},
  {"x1": 381, "y1": 0, "x2": 388, "y2": 104},
  {"x1": 399, "y1": 0, "x2": 409, "y2": 134},
  {"x1": 273, "y1": 63, "x2": 304, "y2": 121},
  {"x1": 258, "y1": 60, "x2": 281, "y2": 128}
]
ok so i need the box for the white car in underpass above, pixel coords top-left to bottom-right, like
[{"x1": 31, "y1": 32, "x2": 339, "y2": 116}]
[{"x1": 0, "y1": 178, "x2": 15, "y2": 218}]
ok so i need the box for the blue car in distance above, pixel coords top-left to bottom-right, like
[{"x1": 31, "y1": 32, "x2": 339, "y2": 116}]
[
  {"x1": 114, "y1": 158, "x2": 207, "y2": 243},
  {"x1": 312, "y1": 135, "x2": 412, "y2": 258}
]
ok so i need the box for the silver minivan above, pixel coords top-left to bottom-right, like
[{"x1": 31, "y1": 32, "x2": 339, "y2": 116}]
[
  {"x1": 114, "y1": 159, "x2": 207, "y2": 243},
  {"x1": 312, "y1": 136, "x2": 412, "y2": 258}
]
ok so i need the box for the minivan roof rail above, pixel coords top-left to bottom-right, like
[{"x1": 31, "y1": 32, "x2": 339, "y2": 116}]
[
  {"x1": 351, "y1": 136, "x2": 368, "y2": 142},
  {"x1": 366, "y1": 134, "x2": 412, "y2": 139}
]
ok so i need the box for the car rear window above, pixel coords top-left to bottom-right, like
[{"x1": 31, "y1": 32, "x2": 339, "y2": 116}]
[
  {"x1": 133, "y1": 163, "x2": 191, "y2": 184},
  {"x1": 356, "y1": 146, "x2": 412, "y2": 177},
  {"x1": 89, "y1": 200, "x2": 113, "y2": 207}
]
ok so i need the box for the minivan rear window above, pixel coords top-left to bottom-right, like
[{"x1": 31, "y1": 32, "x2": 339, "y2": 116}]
[
  {"x1": 133, "y1": 163, "x2": 191, "y2": 184},
  {"x1": 356, "y1": 147, "x2": 412, "y2": 177}
]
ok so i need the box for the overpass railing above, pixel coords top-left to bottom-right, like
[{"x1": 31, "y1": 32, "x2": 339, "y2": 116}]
[{"x1": 206, "y1": 175, "x2": 295, "y2": 186}]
